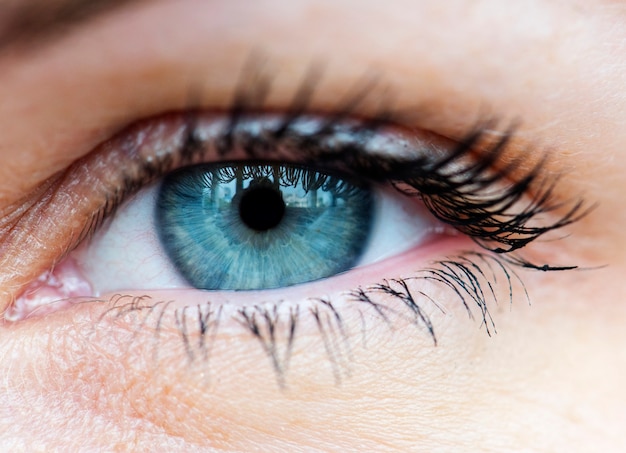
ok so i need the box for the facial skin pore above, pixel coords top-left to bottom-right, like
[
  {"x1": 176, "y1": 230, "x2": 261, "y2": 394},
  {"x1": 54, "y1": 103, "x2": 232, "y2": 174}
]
[{"x1": 0, "y1": 0, "x2": 625, "y2": 451}]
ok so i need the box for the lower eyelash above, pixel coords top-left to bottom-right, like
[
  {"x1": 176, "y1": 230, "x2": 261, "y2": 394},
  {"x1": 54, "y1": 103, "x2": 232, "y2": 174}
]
[{"x1": 94, "y1": 252, "x2": 528, "y2": 387}]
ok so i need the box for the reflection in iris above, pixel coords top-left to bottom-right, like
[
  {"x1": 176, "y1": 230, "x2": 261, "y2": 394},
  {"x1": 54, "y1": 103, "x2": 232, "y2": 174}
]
[{"x1": 156, "y1": 163, "x2": 374, "y2": 290}]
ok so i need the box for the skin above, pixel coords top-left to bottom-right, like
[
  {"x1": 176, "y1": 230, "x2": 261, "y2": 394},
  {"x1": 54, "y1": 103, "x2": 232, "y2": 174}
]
[{"x1": 0, "y1": 0, "x2": 625, "y2": 451}]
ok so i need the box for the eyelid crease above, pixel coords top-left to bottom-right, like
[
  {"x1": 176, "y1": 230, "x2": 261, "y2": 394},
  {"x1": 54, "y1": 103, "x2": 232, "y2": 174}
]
[{"x1": 0, "y1": 109, "x2": 585, "y2": 320}]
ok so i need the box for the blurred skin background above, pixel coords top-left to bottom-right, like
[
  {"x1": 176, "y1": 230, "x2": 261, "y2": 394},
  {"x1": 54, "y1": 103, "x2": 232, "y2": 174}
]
[{"x1": 0, "y1": 0, "x2": 625, "y2": 451}]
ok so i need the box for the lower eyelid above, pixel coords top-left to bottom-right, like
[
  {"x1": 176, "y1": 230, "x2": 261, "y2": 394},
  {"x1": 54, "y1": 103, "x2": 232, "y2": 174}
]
[
  {"x1": 5, "y1": 279, "x2": 454, "y2": 402},
  {"x1": 21, "y1": 245, "x2": 517, "y2": 390}
]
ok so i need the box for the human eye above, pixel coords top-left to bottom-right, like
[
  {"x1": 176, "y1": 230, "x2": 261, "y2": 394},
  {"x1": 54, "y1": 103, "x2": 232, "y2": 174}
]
[
  {"x1": 3, "y1": 74, "x2": 584, "y2": 338},
  {"x1": 12, "y1": 110, "x2": 573, "y2": 297},
  {"x1": 2, "y1": 1, "x2": 623, "y2": 451}
]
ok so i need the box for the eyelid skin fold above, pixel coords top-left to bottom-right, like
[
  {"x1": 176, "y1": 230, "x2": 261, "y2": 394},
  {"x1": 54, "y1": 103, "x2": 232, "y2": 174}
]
[{"x1": 0, "y1": 109, "x2": 585, "y2": 321}]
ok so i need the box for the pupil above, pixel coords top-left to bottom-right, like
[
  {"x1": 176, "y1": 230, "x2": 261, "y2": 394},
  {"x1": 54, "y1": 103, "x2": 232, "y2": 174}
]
[{"x1": 239, "y1": 186, "x2": 286, "y2": 231}]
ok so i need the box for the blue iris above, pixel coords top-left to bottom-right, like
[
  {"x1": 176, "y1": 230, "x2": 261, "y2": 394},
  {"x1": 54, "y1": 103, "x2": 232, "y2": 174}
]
[{"x1": 156, "y1": 163, "x2": 374, "y2": 290}]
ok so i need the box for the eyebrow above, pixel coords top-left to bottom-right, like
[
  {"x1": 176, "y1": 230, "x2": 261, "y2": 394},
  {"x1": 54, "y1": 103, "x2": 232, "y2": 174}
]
[{"x1": 0, "y1": 0, "x2": 146, "y2": 52}]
